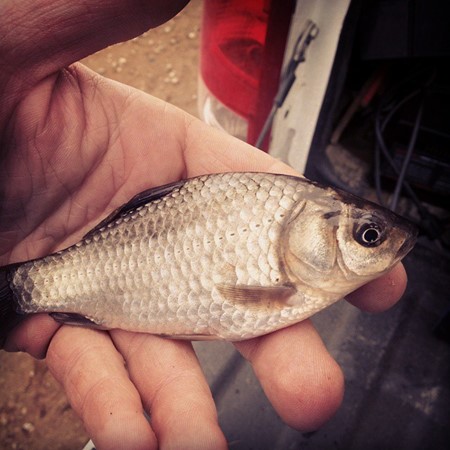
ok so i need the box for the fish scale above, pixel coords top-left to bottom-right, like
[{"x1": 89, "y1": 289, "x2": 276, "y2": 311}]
[
  {"x1": 13, "y1": 174, "x2": 290, "y2": 337},
  {"x1": 0, "y1": 172, "x2": 417, "y2": 341}
]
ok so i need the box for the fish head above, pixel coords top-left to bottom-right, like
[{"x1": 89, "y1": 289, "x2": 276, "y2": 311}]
[
  {"x1": 284, "y1": 187, "x2": 418, "y2": 299},
  {"x1": 335, "y1": 197, "x2": 417, "y2": 280}
]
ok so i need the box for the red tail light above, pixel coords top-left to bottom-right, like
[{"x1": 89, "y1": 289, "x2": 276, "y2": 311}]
[{"x1": 198, "y1": 0, "x2": 294, "y2": 149}]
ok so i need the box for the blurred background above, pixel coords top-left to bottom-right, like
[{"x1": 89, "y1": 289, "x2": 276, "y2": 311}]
[{"x1": 1, "y1": 0, "x2": 449, "y2": 448}]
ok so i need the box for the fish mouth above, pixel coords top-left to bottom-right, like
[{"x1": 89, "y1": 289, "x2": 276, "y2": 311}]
[{"x1": 395, "y1": 217, "x2": 419, "y2": 260}]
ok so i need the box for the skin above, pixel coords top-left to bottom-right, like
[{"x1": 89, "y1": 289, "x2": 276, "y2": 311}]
[{"x1": 0, "y1": 1, "x2": 408, "y2": 448}]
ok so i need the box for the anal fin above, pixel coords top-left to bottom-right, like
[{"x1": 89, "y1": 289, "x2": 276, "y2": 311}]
[
  {"x1": 50, "y1": 312, "x2": 108, "y2": 330},
  {"x1": 158, "y1": 333, "x2": 220, "y2": 341}
]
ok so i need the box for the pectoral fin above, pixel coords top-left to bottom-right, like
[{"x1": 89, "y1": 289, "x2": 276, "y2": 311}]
[{"x1": 217, "y1": 285, "x2": 297, "y2": 310}]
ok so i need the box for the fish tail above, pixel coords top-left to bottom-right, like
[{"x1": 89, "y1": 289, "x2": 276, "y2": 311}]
[{"x1": 0, "y1": 266, "x2": 26, "y2": 348}]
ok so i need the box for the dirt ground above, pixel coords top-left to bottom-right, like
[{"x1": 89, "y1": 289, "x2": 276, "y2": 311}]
[{"x1": 0, "y1": 1, "x2": 202, "y2": 448}]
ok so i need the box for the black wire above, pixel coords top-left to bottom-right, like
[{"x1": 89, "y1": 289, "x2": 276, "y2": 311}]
[
  {"x1": 374, "y1": 70, "x2": 444, "y2": 240},
  {"x1": 375, "y1": 118, "x2": 422, "y2": 208},
  {"x1": 390, "y1": 97, "x2": 424, "y2": 211},
  {"x1": 390, "y1": 68, "x2": 436, "y2": 211},
  {"x1": 374, "y1": 89, "x2": 421, "y2": 206},
  {"x1": 374, "y1": 139, "x2": 384, "y2": 206}
]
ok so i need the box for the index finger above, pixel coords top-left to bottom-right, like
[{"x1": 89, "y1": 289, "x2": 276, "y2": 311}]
[
  {"x1": 346, "y1": 263, "x2": 408, "y2": 312},
  {"x1": 234, "y1": 320, "x2": 344, "y2": 432}
]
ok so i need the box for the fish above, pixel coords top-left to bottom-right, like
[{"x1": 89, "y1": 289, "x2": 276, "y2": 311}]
[{"x1": 0, "y1": 172, "x2": 417, "y2": 344}]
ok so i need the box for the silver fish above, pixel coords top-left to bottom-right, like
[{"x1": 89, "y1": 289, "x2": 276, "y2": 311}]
[{"x1": 0, "y1": 172, "x2": 416, "y2": 343}]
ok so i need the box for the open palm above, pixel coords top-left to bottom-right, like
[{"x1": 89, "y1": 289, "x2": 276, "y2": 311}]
[{"x1": 0, "y1": 1, "x2": 408, "y2": 449}]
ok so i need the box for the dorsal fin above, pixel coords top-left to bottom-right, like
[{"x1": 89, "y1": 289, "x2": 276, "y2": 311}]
[{"x1": 84, "y1": 179, "x2": 186, "y2": 238}]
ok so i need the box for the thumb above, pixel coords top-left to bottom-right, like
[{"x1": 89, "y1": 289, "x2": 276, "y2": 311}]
[{"x1": 1, "y1": 0, "x2": 189, "y2": 83}]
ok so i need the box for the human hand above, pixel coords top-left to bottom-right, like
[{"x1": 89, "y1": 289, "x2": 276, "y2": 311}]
[{"x1": 0, "y1": 1, "x2": 408, "y2": 448}]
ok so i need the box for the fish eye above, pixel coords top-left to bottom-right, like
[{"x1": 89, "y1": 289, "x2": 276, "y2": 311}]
[{"x1": 354, "y1": 222, "x2": 384, "y2": 247}]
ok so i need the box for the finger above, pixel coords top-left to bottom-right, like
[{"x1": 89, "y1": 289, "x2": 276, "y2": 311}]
[
  {"x1": 235, "y1": 320, "x2": 344, "y2": 432},
  {"x1": 111, "y1": 330, "x2": 228, "y2": 450},
  {"x1": 2, "y1": 0, "x2": 189, "y2": 81},
  {"x1": 3, "y1": 314, "x2": 60, "y2": 359},
  {"x1": 346, "y1": 263, "x2": 408, "y2": 313},
  {"x1": 184, "y1": 118, "x2": 299, "y2": 177},
  {"x1": 46, "y1": 326, "x2": 157, "y2": 450}
]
